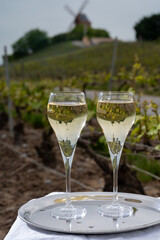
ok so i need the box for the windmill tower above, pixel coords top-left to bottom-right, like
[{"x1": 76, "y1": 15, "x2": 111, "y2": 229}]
[{"x1": 65, "y1": 0, "x2": 91, "y2": 33}]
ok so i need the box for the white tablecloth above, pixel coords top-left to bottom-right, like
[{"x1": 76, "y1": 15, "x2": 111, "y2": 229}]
[{"x1": 4, "y1": 193, "x2": 160, "y2": 240}]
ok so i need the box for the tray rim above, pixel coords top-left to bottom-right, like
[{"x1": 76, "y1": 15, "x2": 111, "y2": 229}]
[{"x1": 18, "y1": 191, "x2": 160, "y2": 235}]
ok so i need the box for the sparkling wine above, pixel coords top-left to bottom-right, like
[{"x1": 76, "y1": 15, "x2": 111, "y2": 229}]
[
  {"x1": 96, "y1": 92, "x2": 135, "y2": 218},
  {"x1": 47, "y1": 102, "x2": 87, "y2": 158},
  {"x1": 97, "y1": 100, "x2": 135, "y2": 156}
]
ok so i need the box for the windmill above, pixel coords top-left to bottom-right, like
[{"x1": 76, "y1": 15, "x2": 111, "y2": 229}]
[{"x1": 65, "y1": 0, "x2": 91, "y2": 33}]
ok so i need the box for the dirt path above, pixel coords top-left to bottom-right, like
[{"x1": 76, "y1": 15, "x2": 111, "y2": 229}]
[{"x1": 0, "y1": 127, "x2": 104, "y2": 239}]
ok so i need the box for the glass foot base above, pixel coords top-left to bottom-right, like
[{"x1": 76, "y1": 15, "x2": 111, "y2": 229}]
[
  {"x1": 98, "y1": 203, "x2": 133, "y2": 218},
  {"x1": 51, "y1": 205, "x2": 87, "y2": 220}
]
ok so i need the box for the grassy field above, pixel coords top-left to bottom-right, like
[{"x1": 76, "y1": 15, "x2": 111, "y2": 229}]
[
  {"x1": 14, "y1": 41, "x2": 80, "y2": 63},
  {"x1": 1, "y1": 40, "x2": 160, "y2": 81}
]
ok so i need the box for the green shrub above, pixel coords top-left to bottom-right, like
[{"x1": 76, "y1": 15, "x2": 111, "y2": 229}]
[
  {"x1": 51, "y1": 25, "x2": 110, "y2": 44},
  {"x1": 24, "y1": 112, "x2": 46, "y2": 129}
]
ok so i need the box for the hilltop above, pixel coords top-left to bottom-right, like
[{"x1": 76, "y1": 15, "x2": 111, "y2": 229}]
[{"x1": 1, "y1": 40, "x2": 160, "y2": 82}]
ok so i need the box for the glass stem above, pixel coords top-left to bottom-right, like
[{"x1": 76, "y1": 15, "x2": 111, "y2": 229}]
[
  {"x1": 65, "y1": 157, "x2": 71, "y2": 207},
  {"x1": 112, "y1": 155, "x2": 119, "y2": 207}
]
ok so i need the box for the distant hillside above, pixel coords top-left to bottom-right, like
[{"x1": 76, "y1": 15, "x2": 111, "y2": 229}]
[
  {"x1": 10, "y1": 25, "x2": 110, "y2": 60},
  {"x1": 13, "y1": 42, "x2": 80, "y2": 63},
  {"x1": 1, "y1": 41, "x2": 160, "y2": 80}
]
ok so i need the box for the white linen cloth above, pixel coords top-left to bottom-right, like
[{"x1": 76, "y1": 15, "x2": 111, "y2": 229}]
[{"x1": 4, "y1": 193, "x2": 160, "y2": 240}]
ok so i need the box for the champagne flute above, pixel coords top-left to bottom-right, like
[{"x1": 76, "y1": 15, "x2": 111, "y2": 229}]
[
  {"x1": 47, "y1": 92, "x2": 87, "y2": 220},
  {"x1": 96, "y1": 91, "x2": 136, "y2": 218}
]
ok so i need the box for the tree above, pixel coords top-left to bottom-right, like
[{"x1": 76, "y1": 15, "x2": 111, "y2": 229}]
[
  {"x1": 134, "y1": 14, "x2": 160, "y2": 41},
  {"x1": 51, "y1": 25, "x2": 110, "y2": 44},
  {"x1": 12, "y1": 37, "x2": 28, "y2": 58},
  {"x1": 25, "y1": 29, "x2": 49, "y2": 52},
  {"x1": 12, "y1": 29, "x2": 49, "y2": 59}
]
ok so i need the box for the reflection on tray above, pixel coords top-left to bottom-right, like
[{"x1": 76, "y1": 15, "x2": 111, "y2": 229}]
[
  {"x1": 55, "y1": 195, "x2": 120, "y2": 204},
  {"x1": 125, "y1": 199, "x2": 142, "y2": 203}
]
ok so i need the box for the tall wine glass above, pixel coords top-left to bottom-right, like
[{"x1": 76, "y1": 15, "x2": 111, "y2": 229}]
[
  {"x1": 96, "y1": 91, "x2": 136, "y2": 218},
  {"x1": 47, "y1": 92, "x2": 87, "y2": 220}
]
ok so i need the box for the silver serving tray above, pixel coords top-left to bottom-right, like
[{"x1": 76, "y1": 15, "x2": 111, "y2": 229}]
[{"x1": 18, "y1": 192, "x2": 160, "y2": 234}]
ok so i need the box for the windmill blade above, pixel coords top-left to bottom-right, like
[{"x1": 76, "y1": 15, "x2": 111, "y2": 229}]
[
  {"x1": 67, "y1": 20, "x2": 75, "y2": 32},
  {"x1": 64, "y1": 5, "x2": 76, "y2": 17},
  {"x1": 77, "y1": 0, "x2": 89, "y2": 14}
]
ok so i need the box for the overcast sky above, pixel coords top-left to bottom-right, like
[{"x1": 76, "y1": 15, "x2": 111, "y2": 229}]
[{"x1": 0, "y1": 0, "x2": 160, "y2": 63}]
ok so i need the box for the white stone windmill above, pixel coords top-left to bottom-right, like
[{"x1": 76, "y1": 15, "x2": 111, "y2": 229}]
[{"x1": 65, "y1": 0, "x2": 91, "y2": 33}]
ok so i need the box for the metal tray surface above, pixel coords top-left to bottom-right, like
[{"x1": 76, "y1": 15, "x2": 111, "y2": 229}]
[{"x1": 18, "y1": 192, "x2": 160, "y2": 234}]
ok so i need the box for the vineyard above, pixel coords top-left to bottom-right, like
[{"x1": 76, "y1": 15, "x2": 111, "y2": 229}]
[
  {"x1": 1, "y1": 40, "x2": 160, "y2": 238},
  {"x1": 1, "y1": 41, "x2": 160, "y2": 91}
]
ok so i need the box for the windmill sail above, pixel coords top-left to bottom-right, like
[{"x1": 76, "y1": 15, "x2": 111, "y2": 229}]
[{"x1": 65, "y1": 0, "x2": 90, "y2": 32}]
